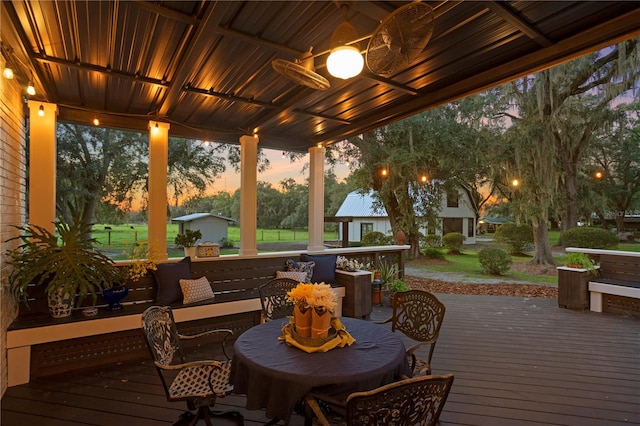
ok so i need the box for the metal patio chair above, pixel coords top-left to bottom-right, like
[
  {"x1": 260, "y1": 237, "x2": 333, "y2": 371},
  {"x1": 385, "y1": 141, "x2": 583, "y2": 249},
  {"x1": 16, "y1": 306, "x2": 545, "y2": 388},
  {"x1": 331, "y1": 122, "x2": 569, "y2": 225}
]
[
  {"x1": 305, "y1": 374, "x2": 455, "y2": 426},
  {"x1": 385, "y1": 289, "x2": 446, "y2": 377},
  {"x1": 258, "y1": 277, "x2": 300, "y2": 321},
  {"x1": 141, "y1": 306, "x2": 242, "y2": 426}
]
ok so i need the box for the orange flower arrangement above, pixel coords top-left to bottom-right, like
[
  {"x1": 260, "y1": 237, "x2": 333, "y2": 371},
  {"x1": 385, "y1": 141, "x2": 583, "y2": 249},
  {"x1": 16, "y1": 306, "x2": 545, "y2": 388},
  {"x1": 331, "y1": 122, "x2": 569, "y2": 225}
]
[{"x1": 288, "y1": 282, "x2": 337, "y2": 314}]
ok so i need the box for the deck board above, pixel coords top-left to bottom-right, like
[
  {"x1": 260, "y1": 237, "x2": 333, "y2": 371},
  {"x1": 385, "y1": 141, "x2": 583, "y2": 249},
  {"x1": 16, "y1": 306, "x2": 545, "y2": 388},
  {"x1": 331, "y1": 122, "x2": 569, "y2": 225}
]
[{"x1": 3, "y1": 293, "x2": 639, "y2": 425}]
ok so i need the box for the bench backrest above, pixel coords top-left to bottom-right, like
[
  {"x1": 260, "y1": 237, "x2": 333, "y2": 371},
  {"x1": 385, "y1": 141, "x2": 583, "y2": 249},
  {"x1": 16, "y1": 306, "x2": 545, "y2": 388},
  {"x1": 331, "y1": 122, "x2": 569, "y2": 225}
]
[{"x1": 598, "y1": 254, "x2": 640, "y2": 282}]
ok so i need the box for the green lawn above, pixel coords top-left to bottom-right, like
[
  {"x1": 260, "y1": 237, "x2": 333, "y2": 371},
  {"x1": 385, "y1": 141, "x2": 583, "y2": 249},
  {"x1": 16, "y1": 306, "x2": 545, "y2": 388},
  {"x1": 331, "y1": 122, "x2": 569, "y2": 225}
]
[
  {"x1": 92, "y1": 224, "x2": 339, "y2": 260},
  {"x1": 422, "y1": 232, "x2": 640, "y2": 286},
  {"x1": 421, "y1": 250, "x2": 559, "y2": 285}
]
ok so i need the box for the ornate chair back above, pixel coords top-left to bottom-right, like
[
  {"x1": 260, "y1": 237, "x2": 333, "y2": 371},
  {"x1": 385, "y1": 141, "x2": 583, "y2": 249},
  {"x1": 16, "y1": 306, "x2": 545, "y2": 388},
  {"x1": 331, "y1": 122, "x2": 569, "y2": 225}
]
[
  {"x1": 392, "y1": 290, "x2": 446, "y2": 375},
  {"x1": 346, "y1": 374, "x2": 454, "y2": 426},
  {"x1": 258, "y1": 277, "x2": 300, "y2": 321},
  {"x1": 141, "y1": 306, "x2": 185, "y2": 365}
]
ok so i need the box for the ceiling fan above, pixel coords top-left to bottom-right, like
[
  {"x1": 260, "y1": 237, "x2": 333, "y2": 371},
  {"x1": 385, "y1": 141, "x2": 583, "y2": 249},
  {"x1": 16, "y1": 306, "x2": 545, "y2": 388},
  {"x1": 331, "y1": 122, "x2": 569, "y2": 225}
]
[
  {"x1": 271, "y1": 48, "x2": 330, "y2": 91},
  {"x1": 366, "y1": 1, "x2": 435, "y2": 77},
  {"x1": 271, "y1": 1, "x2": 435, "y2": 88}
]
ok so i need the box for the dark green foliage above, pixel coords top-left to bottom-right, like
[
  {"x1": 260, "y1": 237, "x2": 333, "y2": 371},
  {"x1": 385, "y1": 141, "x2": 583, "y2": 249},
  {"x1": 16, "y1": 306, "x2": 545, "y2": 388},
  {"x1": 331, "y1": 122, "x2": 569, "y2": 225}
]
[
  {"x1": 362, "y1": 231, "x2": 393, "y2": 246},
  {"x1": 493, "y1": 222, "x2": 534, "y2": 255},
  {"x1": 442, "y1": 232, "x2": 465, "y2": 254},
  {"x1": 559, "y1": 227, "x2": 618, "y2": 249},
  {"x1": 422, "y1": 247, "x2": 445, "y2": 260},
  {"x1": 5, "y1": 219, "x2": 121, "y2": 307},
  {"x1": 174, "y1": 229, "x2": 202, "y2": 247},
  {"x1": 220, "y1": 237, "x2": 234, "y2": 248},
  {"x1": 421, "y1": 234, "x2": 442, "y2": 248},
  {"x1": 388, "y1": 279, "x2": 410, "y2": 293},
  {"x1": 478, "y1": 247, "x2": 512, "y2": 275},
  {"x1": 564, "y1": 252, "x2": 598, "y2": 275}
]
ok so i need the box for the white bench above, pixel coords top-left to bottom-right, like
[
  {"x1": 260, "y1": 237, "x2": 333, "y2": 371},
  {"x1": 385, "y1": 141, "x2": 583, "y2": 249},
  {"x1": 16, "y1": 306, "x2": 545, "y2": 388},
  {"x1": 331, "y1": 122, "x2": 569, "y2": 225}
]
[
  {"x1": 588, "y1": 281, "x2": 640, "y2": 313},
  {"x1": 566, "y1": 248, "x2": 640, "y2": 315}
]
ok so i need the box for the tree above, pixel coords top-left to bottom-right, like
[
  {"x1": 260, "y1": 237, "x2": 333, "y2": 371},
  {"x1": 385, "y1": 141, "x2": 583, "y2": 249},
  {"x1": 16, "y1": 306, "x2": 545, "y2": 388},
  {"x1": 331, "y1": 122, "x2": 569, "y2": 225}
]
[
  {"x1": 338, "y1": 94, "x2": 501, "y2": 258},
  {"x1": 56, "y1": 124, "x2": 228, "y2": 227},
  {"x1": 57, "y1": 124, "x2": 149, "y2": 225},
  {"x1": 586, "y1": 103, "x2": 640, "y2": 231},
  {"x1": 499, "y1": 39, "x2": 640, "y2": 264}
]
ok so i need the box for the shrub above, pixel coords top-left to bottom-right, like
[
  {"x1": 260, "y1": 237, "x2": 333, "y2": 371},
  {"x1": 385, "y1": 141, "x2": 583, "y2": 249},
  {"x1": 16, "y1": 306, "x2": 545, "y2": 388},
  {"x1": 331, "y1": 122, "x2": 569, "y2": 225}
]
[
  {"x1": 559, "y1": 227, "x2": 618, "y2": 249},
  {"x1": 220, "y1": 237, "x2": 234, "y2": 248},
  {"x1": 442, "y1": 232, "x2": 465, "y2": 254},
  {"x1": 362, "y1": 231, "x2": 392, "y2": 246},
  {"x1": 422, "y1": 247, "x2": 445, "y2": 260},
  {"x1": 421, "y1": 234, "x2": 442, "y2": 248},
  {"x1": 478, "y1": 247, "x2": 512, "y2": 275},
  {"x1": 493, "y1": 222, "x2": 533, "y2": 255}
]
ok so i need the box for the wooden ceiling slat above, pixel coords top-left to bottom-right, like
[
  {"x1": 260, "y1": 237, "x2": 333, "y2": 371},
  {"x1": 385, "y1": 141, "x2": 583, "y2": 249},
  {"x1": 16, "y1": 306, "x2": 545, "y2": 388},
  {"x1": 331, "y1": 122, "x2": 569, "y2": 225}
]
[{"x1": 2, "y1": 1, "x2": 639, "y2": 152}]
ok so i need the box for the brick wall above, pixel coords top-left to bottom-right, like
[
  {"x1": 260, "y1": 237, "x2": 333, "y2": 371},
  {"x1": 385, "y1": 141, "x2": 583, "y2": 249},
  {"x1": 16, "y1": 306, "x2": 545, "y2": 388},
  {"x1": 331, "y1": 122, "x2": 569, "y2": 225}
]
[{"x1": 0, "y1": 57, "x2": 28, "y2": 396}]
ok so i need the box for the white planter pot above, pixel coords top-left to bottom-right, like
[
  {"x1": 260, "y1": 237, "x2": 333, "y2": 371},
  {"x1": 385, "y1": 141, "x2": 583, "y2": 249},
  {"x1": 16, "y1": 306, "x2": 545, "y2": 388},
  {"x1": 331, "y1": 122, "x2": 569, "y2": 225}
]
[
  {"x1": 48, "y1": 288, "x2": 74, "y2": 318},
  {"x1": 184, "y1": 246, "x2": 197, "y2": 258}
]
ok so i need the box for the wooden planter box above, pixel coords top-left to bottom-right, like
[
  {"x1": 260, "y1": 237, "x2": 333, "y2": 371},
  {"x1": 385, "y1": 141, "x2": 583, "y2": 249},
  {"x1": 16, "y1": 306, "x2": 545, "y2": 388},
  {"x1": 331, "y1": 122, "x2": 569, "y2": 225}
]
[{"x1": 557, "y1": 266, "x2": 597, "y2": 310}]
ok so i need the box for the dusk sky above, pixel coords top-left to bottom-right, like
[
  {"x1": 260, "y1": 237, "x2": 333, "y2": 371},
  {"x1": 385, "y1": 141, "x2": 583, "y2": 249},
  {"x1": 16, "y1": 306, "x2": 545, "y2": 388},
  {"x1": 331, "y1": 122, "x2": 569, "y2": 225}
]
[{"x1": 206, "y1": 147, "x2": 351, "y2": 194}]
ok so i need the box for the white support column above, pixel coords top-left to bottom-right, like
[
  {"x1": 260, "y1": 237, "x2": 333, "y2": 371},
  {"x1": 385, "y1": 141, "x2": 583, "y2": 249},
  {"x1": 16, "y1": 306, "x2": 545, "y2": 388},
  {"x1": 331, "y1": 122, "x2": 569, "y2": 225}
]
[
  {"x1": 27, "y1": 101, "x2": 58, "y2": 232},
  {"x1": 148, "y1": 121, "x2": 170, "y2": 260},
  {"x1": 308, "y1": 145, "x2": 325, "y2": 252},
  {"x1": 239, "y1": 135, "x2": 258, "y2": 256}
]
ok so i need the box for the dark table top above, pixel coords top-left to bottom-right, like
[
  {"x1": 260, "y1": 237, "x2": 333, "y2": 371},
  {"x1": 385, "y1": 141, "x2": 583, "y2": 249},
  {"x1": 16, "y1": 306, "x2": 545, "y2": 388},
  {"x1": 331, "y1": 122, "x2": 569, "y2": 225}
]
[{"x1": 231, "y1": 316, "x2": 410, "y2": 423}]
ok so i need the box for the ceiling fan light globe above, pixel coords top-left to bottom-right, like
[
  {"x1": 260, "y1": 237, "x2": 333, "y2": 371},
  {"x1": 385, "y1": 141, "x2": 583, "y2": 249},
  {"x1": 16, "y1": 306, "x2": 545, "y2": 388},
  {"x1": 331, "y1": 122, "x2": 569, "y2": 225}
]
[{"x1": 327, "y1": 46, "x2": 363, "y2": 79}]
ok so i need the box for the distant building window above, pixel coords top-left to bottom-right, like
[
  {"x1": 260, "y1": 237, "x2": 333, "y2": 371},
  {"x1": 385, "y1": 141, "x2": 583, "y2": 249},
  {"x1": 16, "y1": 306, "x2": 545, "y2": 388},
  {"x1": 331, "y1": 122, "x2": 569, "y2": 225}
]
[
  {"x1": 361, "y1": 223, "x2": 373, "y2": 239},
  {"x1": 447, "y1": 190, "x2": 459, "y2": 208}
]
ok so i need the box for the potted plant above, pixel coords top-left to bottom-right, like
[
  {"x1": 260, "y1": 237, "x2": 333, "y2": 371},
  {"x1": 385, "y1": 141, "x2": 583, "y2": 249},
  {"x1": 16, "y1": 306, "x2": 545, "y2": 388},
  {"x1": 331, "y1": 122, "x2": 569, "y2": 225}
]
[
  {"x1": 174, "y1": 229, "x2": 202, "y2": 257},
  {"x1": 5, "y1": 218, "x2": 121, "y2": 318},
  {"x1": 564, "y1": 252, "x2": 598, "y2": 275},
  {"x1": 388, "y1": 278, "x2": 410, "y2": 307},
  {"x1": 558, "y1": 252, "x2": 598, "y2": 310}
]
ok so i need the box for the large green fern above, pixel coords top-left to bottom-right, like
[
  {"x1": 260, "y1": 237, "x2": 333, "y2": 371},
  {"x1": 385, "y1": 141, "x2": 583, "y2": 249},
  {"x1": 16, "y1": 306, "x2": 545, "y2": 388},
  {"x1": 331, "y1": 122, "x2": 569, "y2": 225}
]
[{"x1": 6, "y1": 219, "x2": 121, "y2": 307}]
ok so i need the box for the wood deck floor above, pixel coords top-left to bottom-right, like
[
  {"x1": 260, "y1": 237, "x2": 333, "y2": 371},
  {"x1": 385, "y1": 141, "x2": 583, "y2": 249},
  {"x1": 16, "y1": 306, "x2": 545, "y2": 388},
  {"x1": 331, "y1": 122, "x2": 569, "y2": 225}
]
[{"x1": 2, "y1": 294, "x2": 639, "y2": 426}]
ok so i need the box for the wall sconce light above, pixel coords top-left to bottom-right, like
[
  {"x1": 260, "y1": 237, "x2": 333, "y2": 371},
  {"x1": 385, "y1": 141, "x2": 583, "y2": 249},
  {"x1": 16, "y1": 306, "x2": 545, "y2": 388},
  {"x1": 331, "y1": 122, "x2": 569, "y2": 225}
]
[
  {"x1": 38, "y1": 104, "x2": 44, "y2": 117},
  {"x1": 419, "y1": 174, "x2": 428, "y2": 183},
  {"x1": 93, "y1": 118, "x2": 100, "y2": 126},
  {"x1": 326, "y1": 3, "x2": 364, "y2": 79}
]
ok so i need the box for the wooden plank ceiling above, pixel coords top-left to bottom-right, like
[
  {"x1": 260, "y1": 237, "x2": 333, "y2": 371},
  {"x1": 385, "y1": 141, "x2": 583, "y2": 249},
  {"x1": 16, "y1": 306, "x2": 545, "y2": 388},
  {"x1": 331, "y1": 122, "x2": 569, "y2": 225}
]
[{"x1": 2, "y1": 1, "x2": 640, "y2": 152}]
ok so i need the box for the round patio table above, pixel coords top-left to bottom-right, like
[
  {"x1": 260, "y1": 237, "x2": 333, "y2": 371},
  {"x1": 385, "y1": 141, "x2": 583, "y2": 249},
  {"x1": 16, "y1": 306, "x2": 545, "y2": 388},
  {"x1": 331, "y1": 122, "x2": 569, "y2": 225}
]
[{"x1": 230, "y1": 316, "x2": 410, "y2": 424}]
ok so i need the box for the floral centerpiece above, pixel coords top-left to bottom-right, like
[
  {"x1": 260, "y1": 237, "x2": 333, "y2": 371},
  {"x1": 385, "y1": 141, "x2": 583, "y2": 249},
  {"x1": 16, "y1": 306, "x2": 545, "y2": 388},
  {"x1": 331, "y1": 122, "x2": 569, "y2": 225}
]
[{"x1": 288, "y1": 282, "x2": 337, "y2": 339}]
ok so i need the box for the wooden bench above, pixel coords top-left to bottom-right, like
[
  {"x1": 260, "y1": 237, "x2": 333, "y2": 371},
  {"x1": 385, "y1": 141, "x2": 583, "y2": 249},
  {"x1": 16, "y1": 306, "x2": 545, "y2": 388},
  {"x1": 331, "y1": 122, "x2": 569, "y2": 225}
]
[
  {"x1": 7, "y1": 247, "x2": 407, "y2": 386},
  {"x1": 566, "y1": 248, "x2": 640, "y2": 316}
]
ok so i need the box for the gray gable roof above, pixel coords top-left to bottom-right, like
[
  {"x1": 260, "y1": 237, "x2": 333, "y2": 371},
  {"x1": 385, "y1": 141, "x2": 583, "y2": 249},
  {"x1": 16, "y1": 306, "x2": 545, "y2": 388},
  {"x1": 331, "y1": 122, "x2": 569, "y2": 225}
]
[
  {"x1": 171, "y1": 213, "x2": 235, "y2": 223},
  {"x1": 335, "y1": 191, "x2": 387, "y2": 218}
]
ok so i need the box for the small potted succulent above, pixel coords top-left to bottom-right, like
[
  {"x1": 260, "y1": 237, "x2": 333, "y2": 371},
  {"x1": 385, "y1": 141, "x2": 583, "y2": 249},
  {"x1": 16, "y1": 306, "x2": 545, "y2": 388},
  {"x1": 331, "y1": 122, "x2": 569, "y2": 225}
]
[{"x1": 174, "y1": 229, "x2": 202, "y2": 257}]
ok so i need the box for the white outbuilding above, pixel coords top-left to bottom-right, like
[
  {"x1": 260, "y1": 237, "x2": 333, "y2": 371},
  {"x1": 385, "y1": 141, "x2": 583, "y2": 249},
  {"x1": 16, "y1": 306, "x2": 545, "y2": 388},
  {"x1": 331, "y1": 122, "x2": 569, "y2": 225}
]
[{"x1": 334, "y1": 189, "x2": 477, "y2": 244}]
